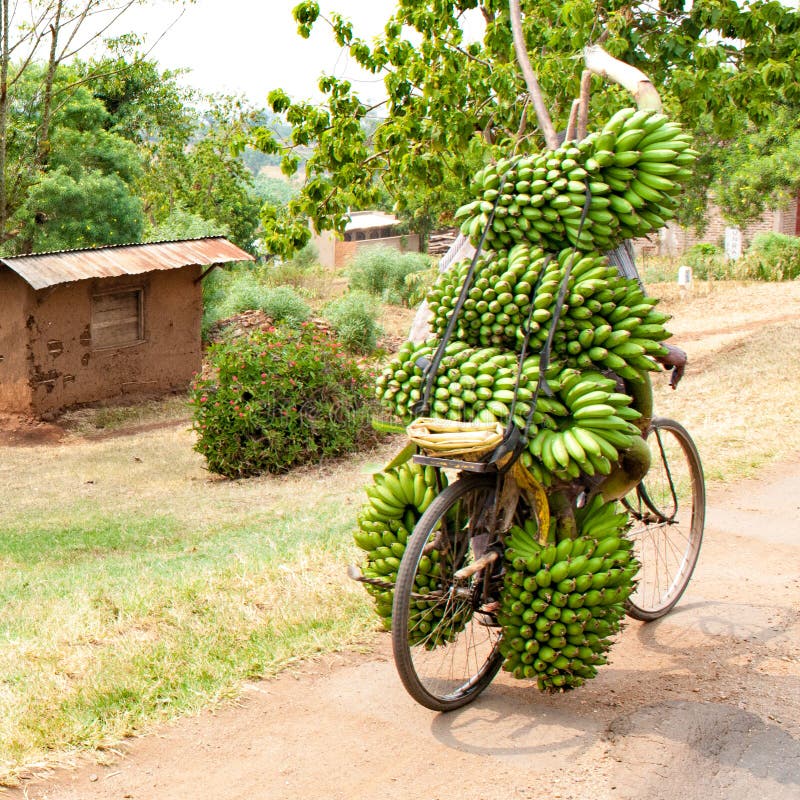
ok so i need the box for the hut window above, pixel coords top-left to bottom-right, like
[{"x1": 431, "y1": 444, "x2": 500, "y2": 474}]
[{"x1": 91, "y1": 288, "x2": 144, "y2": 349}]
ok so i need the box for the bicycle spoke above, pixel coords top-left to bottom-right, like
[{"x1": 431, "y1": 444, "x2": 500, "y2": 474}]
[
  {"x1": 625, "y1": 419, "x2": 705, "y2": 621},
  {"x1": 393, "y1": 475, "x2": 504, "y2": 711}
]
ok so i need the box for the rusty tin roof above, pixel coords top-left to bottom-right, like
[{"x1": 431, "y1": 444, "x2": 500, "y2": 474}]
[{"x1": 0, "y1": 237, "x2": 254, "y2": 291}]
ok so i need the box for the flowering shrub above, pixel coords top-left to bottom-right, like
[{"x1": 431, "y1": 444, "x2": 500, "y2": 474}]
[
  {"x1": 190, "y1": 323, "x2": 378, "y2": 477},
  {"x1": 322, "y1": 290, "x2": 382, "y2": 353}
]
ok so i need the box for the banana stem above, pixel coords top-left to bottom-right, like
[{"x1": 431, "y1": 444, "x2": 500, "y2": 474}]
[
  {"x1": 548, "y1": 489, "x2": 578, "y2": 540},
  {"x1": 583, "y1": 45, "x2": 663, "y2": 112},
  {"x1": 599, "y1": 435, "x2": 652, "y2": 503}
]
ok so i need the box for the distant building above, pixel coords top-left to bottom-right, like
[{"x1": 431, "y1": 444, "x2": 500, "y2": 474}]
[
  {"x1": 635, "y1": 191, "x2": 800, "y2": 258},
  {"x1": 0, "y1": 237, "x2": 252, "y2": 416},
  {"x1": 311, "y1": 211, "x2": 420, "y2": 269}
]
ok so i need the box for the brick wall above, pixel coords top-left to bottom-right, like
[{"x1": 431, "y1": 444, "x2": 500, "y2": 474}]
[{"x1": 633, "y1": 192, "x2": 799, "y2": 257}]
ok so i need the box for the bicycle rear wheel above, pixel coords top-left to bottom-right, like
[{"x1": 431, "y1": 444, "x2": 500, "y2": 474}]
[
  {"x1": 391, "y1": 473, "x2": 505, "y2": 711},
  {"x1": 624, "y1": 417, "x2": 705, "y2": 621}
]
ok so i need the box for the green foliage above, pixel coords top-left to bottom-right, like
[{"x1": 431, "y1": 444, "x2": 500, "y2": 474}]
[
  {"x1": 19, "y1": 168, "x2": 144, "y2": 252},
  {"x1": 347, "y1": 247, "x2": 432, "y2": 305},
  {"x1": 85, "y1": 59, "x2": 261, "y2": 254},
  {"x1": 6, "y1": 83, "x2": 146, "y2": 253},
  {"x1": 404, "y1": 266, "x2": 439, "y2": 306},
  {"x1": 261, "y1": 243, "x2": 322, "y2": 288},
  {"x1": 289, "y1": 241, "x2": 319, "y2": 269},
  {"x1": 257, "y1": 285, "x2": 312, "y2": 326},
  {"x1": 251, "y1": 1, "x2": 800, "y2": 255},
  {"x1": 145, "y1": 207, "x2": 228, "y2": 242},
  {"x1": 322, "y1": 290, "x2": 382, "y2": 354},
  {"x1": 252, "y1": 174, "x2": 297, "y2": 207},
  {"x1": 0, "y1": 54, "x2": 262, "y2": 256},
  {"x1": 190, "y1": 325, "x2": 377, "y2": 476},
  {"x1": 678, "y1": 236, "x2": 800, "y2": 281},
  {"x1": 744, "y1": 233, "x2": 800, "y2": 281},
  {"x1": 86, "y1": 57, "x2": 193, "y2": 144},
  {"x1": 683, "y1": 243, "x2": 731, "y2": 280},
  {"x1": 202, "y1": 268, "x2": 311, "y2": 337},
  {"x1": 713, "y1": 108, "x2": 800, "y2": 226}
]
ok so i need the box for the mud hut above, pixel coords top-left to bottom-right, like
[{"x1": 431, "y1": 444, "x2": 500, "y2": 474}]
[{"x1": 0, "y1": 237, "x2": 253, "y2": 416}]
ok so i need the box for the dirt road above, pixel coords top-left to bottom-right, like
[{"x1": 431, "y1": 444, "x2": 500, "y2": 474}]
[{"x1": 6, "y1": 459, "x2": 800, "y2": 800}]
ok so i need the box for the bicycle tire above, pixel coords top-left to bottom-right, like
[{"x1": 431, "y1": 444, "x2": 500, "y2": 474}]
[
  {"x1": 391, "y1": 474, "x2": 505, "y2": 711},
  {"x1": 624, "y1": 417, "x2": 705, "y2": 621}
]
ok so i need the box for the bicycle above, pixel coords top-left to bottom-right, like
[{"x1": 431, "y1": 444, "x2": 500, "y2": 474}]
[
  {"x1": 622, "y1": 416, "x2": 705, "y2": 621},
  {"x1": 385, "y1": 173, "x2": 705, "y2": 710},
  {"x1": 390, "y1": 375, "x2": 705, "y2": 711}
]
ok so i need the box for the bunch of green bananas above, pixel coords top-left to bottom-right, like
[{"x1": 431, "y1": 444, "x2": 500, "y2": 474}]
[
  {"x1": 376, "y1": 339, "x2": 561, "y2": 428},
  {"x1": 376, "y1": 343, "x2": 643, "y2": 486},
  {"x1": 498, "y1": 495, "x2": 637, "y2": 691},
  {"x1": 354, "y1": 461, "x2": 470, "y2": 645},
  {"x1": 454, "y1": 107, "x2": 697, "y2": 254},
  {"x1": 527, "y1": 368, "x2": 643, "y2": 483},
  {"x1": 426, "y1": 244, "x2": 671, "y2": 375},
  {"x1": 425, "y1": 243, "x2": 544, "y2": 349}
]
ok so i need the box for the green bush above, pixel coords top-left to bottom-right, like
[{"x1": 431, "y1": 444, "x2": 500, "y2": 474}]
[
  {"x1": 323, "y1": 291, "x2": 382, "y2": 353},
  {"x1": 404, "y1": 267, "x2": 439, "y2": 306},
  {"x1": 202, "y1": 268, "x2": 311, "y2": 336},
  {"x1": 264, "y1": 243, "x2": 321, "y2": 288},
  {"x1": 683, "y1": 243, "x2": 731, "y2": 279},
  {"x1": 744, "y1": 232, "x2": 800, "y2": 280},
  {"x1": 347, "y1": 247, "x2": 432, "y2": 305},
  {"x1": 258, "y1": 285, "x2": 312, "y2": 325},
  {"x1": 190, "y1": 324, "x2": 377, "y2": 477}
]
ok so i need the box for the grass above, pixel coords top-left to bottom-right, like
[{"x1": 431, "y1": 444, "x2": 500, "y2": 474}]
[
  {"x1": 0, "y1": 505, "x2": 371, "y2": 770},
  {"x1": 0, "y1": 427, "x2": 399, "y2": 783},
  {"x1": 644, "y1": 279, "x2": 800, "y2": 483},
  {"x1": 1, "y1": 279, "x2": 799, "y2": 782},
  {"x1": 58, "y1": 395, "x2": 190, "y2": 436}
]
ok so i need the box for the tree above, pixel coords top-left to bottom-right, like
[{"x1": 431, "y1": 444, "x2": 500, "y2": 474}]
[
  {"x1": 0, "y1": 0, "x2": 145, "y2": 243},
  {"x1": 73, "y1": 57, "x2": 262, "y2": 253},
  {"x1": 252, "y1": 174, "x2": 297, "y2": 207},
  {"x1": 251, "y1": 0, "x2": 800, "y2": 256},
  {"x1": 135, "y1": 91, "x2": 263, "y2": 253},
  {"x1": 9, "y1": 81, "x2": 145, "y2": 252},
  {"x1": 707, "y1": 106, "x2": 800, "y2": 228}
]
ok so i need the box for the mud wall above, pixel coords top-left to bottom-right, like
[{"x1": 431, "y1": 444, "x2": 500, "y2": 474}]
[
  {"x1": 22, "y1": 266, "x2": 203, "y2": 416},
  {"x1": 0, "y1": 269, "x2": 35, "y2": 413}
]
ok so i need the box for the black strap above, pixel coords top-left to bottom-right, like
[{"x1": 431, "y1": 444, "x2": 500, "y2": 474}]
[
  {"x1": 412, "y1": 169, "x2": 513, "y2": 417},
  {"x1": 506, "y1": 252, "x2": 555, "y2": 427},
  {"x1": 489, "y1": 188, "x2": 595, "y2": 469}
]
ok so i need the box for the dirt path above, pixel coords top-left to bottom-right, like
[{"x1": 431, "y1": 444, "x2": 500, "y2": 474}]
[{"x1": 5, "y1": 459, "x2": 799, "y2": 800}]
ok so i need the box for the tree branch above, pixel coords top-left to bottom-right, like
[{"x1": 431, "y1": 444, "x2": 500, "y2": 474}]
[
  {"x1": 508, "y1": 0, "x2": 558, "y2": 149},
  {"x1": 577, "y1": 69, "x2": 592, "y2": 139},
  {"x1": 565, "y1": 99, "x2": 580, "y2": 142}
]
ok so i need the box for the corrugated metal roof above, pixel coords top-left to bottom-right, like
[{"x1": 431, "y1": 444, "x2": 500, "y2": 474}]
[
  {"x1": 0, "y1": 237, "x2": 254, "y2": 291},
  {"x1": 345, "y1": 211, "x2": 400, "y2": 231}
]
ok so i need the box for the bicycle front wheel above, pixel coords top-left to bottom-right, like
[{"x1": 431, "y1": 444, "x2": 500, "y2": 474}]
[
  {"x1": 391, "y1": 474, "x2": 505, "y2": 711},
  {"x1": 624, "y1": 417, "x2": 705, "y2": 621}
]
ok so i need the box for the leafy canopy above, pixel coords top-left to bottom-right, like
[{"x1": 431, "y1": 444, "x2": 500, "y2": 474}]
[{"x1": 251, "y1": 0, "x2": 800, "y2": 256}]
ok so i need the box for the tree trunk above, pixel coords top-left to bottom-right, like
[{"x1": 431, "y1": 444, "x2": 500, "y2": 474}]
[
  {"x1": 36, "y1": 0, "x2": 64, "y2": 171},
  {"x1": 0, "y1": 0, "x2": 10, "y2": 241},
  {"x1": 508, "y1": 0, "x2": 559, "y2": 149}
]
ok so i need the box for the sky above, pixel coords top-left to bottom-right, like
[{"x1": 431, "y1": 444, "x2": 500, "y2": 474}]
[{"x1": 115, "y1": 0, "x2": 400, "y2": 106}]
